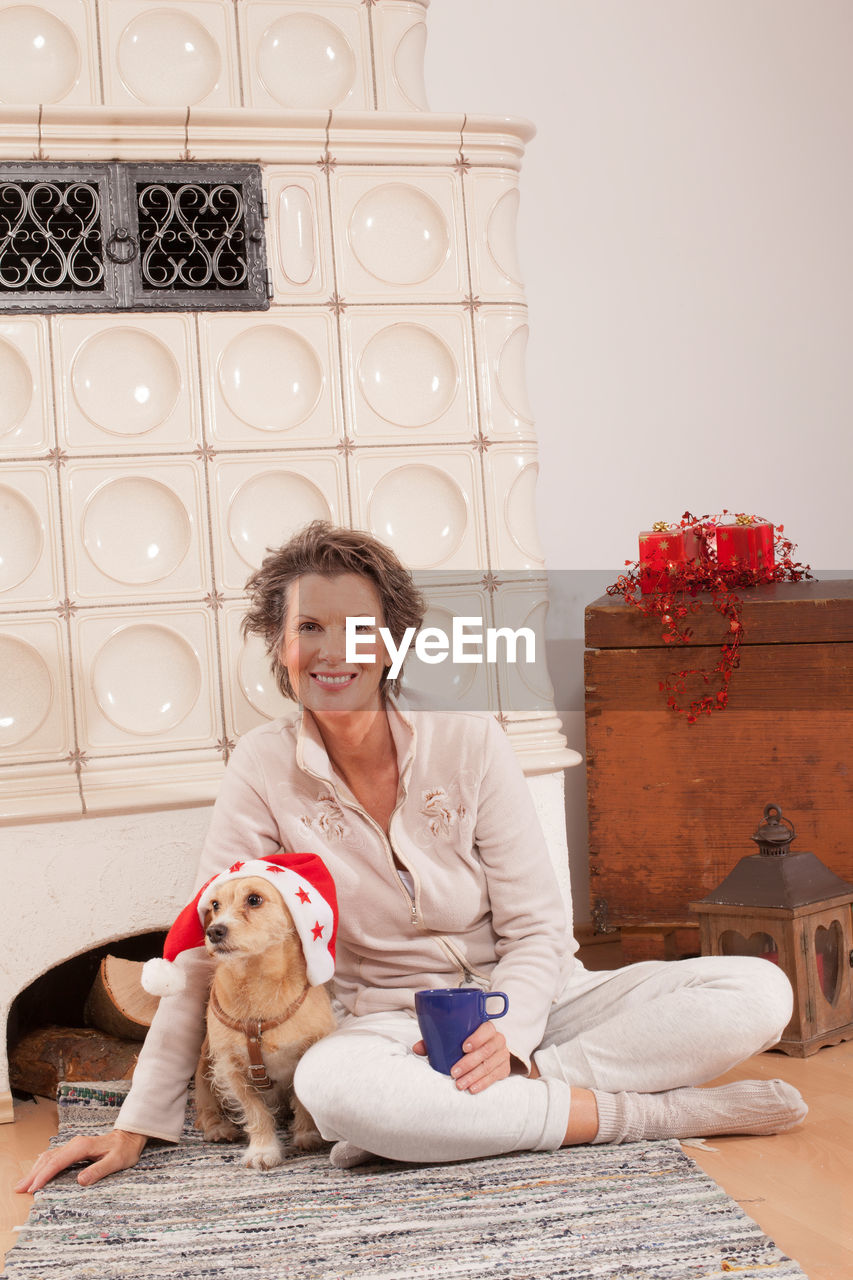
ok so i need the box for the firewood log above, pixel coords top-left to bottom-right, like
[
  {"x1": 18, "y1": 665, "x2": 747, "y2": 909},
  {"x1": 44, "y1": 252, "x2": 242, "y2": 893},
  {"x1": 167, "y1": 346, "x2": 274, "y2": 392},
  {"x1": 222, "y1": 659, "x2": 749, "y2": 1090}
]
[
  {"x1": 84, "y1": 955, "x2": 159, "y2": 1042},
  {"x1": 9, "y1": 1027, "x2": 139, "y2": 1099}
]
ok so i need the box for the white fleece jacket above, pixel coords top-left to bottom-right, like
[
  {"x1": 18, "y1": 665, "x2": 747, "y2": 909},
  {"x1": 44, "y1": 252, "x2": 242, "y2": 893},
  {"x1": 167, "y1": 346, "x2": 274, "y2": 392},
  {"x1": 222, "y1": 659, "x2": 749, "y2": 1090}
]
[{"x1": 116, "y1": 701, "x2": 575, "y2": 1142}]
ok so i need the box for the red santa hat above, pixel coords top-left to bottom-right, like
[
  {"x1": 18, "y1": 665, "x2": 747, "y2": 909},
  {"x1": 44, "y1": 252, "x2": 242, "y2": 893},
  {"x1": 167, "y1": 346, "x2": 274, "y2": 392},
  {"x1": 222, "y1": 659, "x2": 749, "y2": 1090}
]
[{"x1": 141, "y1": 853, "x2": 338, "y2": 998}]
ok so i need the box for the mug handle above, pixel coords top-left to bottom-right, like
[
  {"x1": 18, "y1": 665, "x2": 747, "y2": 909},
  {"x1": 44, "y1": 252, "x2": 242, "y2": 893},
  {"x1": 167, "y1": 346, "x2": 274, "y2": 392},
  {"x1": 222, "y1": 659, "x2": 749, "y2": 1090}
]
[{"x1": 484, "y1": 991, "x2": 509, "y2": 1020}]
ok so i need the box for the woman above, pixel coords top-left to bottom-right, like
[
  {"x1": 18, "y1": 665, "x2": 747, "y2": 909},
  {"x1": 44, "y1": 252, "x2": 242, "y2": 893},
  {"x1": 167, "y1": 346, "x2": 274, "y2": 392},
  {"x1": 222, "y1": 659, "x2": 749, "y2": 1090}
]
[{"x1": 17, "y1": 522, "x2": 804, "y2": 1190}]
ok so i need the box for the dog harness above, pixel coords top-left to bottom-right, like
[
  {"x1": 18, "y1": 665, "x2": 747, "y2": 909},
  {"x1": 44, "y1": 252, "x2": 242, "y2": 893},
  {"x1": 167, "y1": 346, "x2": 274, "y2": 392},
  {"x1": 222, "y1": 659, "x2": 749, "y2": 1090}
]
[{"x1": 208, "y1": 983, "x2": 311, "y2": 1092}]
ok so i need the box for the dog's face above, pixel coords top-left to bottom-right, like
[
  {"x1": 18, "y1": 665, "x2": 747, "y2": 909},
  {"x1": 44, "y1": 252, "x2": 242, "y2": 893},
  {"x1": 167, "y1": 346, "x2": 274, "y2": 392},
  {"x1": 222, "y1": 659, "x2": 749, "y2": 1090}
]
[{"x1": 203, "y1": 876, "x2": 295, "y2": 960}]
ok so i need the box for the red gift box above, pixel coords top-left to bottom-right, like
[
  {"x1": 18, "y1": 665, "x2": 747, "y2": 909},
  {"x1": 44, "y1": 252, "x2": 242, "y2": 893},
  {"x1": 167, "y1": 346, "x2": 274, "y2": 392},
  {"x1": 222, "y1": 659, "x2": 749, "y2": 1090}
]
[
  {"x1": 714, "y1": 519, "x2": 775, "y2": 573},
  {"x1": 638, "y1": 526, "x2": 703, "y2": 594}
]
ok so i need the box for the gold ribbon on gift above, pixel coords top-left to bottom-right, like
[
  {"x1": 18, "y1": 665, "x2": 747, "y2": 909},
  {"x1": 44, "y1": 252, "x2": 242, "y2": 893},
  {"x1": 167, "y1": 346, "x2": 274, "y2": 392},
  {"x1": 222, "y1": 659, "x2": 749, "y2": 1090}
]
[
  {"x1": 652, "y1": 521, "x2": 670, "y2": 532},
  {"x1": 735, "y1": 513, "x2": 755, "y2": 525}
]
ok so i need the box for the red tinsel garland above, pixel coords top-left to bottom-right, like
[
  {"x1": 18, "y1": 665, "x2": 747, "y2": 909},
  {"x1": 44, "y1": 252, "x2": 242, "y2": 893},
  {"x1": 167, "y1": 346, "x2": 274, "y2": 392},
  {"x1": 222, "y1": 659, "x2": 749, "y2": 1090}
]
[{"x1": 607, "y1": 511, "x2": 812, "y2": 722}]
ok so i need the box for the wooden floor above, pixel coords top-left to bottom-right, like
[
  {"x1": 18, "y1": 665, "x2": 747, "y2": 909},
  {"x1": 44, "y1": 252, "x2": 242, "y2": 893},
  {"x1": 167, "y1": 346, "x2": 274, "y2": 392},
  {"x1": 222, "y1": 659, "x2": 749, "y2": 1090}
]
[
  {"x1": 686, "y1": 1039, "x2": 853, "y2": 1280},
  {"x1": 3, "y1": 1041, "x2": 851, "y2": 1277}
]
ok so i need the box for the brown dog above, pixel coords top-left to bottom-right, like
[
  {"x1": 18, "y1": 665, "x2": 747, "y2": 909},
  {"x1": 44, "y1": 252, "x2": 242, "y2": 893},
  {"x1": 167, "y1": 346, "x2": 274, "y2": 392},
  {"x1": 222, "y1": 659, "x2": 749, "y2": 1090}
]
[{"x1": 193, "y1": 874, "x2": 336, "y2": 1169}]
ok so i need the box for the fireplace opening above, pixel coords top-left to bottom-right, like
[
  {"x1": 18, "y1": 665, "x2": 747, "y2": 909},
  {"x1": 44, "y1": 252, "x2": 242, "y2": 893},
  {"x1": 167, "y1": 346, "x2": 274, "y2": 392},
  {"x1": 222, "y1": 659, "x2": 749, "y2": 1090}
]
[{"x1": 8, "y1": 930, "x2": 167, "y2": 1102}]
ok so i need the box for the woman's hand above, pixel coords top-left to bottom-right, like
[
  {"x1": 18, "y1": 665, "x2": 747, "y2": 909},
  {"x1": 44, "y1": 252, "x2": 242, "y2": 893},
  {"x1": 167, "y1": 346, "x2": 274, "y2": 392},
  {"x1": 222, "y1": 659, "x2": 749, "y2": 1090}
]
[
  {"x1": 14, "y1": 1129, "x2": 148, "y2": 1194},
  {"x1": 413, "y1": 1020, "x2": 511, "y2": 1093}
]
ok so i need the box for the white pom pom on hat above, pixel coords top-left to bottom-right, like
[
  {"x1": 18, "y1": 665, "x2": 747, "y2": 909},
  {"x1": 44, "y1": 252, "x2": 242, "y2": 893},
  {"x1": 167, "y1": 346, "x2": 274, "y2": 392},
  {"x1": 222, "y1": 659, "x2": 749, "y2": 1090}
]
[
  {"x1": 140, "y1": 956, "x2": 188, "y2": 998},
  {"x1": 141, "y1": 853, "x2": 338, "y2": 998}
]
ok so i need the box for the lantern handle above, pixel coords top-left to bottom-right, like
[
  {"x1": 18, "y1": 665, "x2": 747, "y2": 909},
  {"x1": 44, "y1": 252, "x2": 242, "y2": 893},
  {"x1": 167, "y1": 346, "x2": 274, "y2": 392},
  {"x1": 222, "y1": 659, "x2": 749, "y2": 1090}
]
[{"x1": 762, "y1": 803, "x2": 796, "y2": 839}]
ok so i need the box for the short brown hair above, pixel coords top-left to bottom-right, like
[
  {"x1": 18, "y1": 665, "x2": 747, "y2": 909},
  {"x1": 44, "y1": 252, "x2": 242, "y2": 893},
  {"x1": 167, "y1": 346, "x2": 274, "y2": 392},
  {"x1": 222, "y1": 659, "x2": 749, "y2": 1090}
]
[{"x1": 241, "y1": 521, "x2": 426, "y2": 701}]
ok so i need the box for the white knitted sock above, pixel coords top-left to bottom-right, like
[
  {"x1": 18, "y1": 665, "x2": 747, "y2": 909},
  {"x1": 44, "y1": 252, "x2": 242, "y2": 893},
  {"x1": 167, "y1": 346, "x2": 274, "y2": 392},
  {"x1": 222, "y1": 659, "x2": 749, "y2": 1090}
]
[
  {"x1": 329, "y1": 1140, "x2": 373, "y2": 1169},
  {"x1": 592, "y1": 1079, "x2": 807, "y2": 1145}
]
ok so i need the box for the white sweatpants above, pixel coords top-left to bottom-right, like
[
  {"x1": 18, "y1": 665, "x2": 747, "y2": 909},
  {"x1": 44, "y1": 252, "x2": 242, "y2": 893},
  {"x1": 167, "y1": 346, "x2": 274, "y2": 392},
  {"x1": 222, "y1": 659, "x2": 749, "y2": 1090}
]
[{"x1": 293, "y1": 955, "x2": 793, "y2": 1163}]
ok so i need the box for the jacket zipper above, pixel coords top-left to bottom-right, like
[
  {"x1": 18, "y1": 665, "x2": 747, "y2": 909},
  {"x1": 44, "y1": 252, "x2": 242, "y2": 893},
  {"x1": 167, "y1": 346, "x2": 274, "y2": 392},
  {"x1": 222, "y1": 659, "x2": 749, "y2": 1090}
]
[
  {"x1": 300, "y1": 764, "x2": 422, "y2": 926},
  {"x1": 361, "y1": 808, "x2": 421, "y2": 926},
  {"x1": 436, "y1": 934, "x2": 490, "y2": 987}
]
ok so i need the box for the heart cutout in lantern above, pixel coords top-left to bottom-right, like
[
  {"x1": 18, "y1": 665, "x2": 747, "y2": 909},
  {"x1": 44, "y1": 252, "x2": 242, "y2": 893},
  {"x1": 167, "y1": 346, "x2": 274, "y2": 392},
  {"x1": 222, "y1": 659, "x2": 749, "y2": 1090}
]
[
  {"x1": 814, "y1": 922, "x2": 842, "y2": 1004},
  {"x1": 719, "y1": 929, "x2": 779, "y2": 964}
]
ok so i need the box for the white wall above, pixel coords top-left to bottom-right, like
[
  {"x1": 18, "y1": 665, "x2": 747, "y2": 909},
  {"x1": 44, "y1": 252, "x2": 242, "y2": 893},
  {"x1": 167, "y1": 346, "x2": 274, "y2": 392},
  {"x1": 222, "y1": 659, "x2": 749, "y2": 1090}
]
[{"x1": 426, "y1": 0, "x2": 853, "y2": 570}]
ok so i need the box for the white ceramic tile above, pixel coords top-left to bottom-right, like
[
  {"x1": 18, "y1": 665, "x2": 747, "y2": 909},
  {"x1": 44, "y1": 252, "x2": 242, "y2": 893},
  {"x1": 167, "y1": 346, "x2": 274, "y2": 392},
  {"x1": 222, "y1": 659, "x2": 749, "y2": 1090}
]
[
  {"x1": 475, "y1": 306, "x2": 536, "y2": 441},
  {"x1": 210, "y1": 453, "x2": 346, "y2": 592},
  {"x1": 399, "y1": 583, "x2": 497, "y2": 713},
  {"x1": 465, "y1": 171, "x2": 526, "y2": 302},
  {"x1": 351, "y1": 449, "x2": 484, "y2": 571},
  {"x1": 240, "y1": 0, "x2": 370, "y2": 111},
  {"x1": 99, "y1": 0, "x2": 238, "y2": 107},
  {"x1": 72, "y1": 606, "x2": 218, "y2": 751},
  {"x1": 221, "y1": 600, "x2": 296, "y2": 738},
  {"x1": 0, "y1": 0, "x2": 98, "y2": 107},
  {"x1": 0, "y1": 759, "x2": 83, "y2": 821},
  {"x1": 200, "y1": 310, "x2": 340, "y2": 446},
  {"x1": 0, "y1": 103, "x2": 39, "y2": 160},
  {"x1": 54, "y1": 314, "x2": 200, "y2": 454},
  {"x1": 0, "y1": 319, "x2": 52, "y2": 456},
  {"x1": 0, "y1": 464, "x2": 60, "y2": 605},
  {"x1": 343, "y1": 307, "x2": 475, "y2": 442},
  {"x1": 372, "y1": 3, "x2": 428, "y2": 111},
  {"x1": 79, "y1": 745, "x2": 225, "y2": 815},
  {"x1": 331, "y1": 170, "x2": 466, "y2": 302},
  {"x1": 265, "y1": 168, "x2": 333, "y2": 301},
  {"x1": 62, "y1": 459, "x2": 208, "y2": 601},
  {"x1": 481, "y1": 444, "x2": 545, "y2": 570},
  {"x1": 0, "y1": 616, "x2": 72, "y2": 762},
  {"x1": 490, "y1": 580, "x2": 554, "y2": 712}
]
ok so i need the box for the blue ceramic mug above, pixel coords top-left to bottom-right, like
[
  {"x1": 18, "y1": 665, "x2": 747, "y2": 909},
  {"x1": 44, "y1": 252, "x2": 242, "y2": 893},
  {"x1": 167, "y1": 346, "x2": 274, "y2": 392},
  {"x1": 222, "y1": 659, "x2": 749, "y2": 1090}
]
[{"x1": 414, "y1": 987, "x2": 509, "y2": 1076}]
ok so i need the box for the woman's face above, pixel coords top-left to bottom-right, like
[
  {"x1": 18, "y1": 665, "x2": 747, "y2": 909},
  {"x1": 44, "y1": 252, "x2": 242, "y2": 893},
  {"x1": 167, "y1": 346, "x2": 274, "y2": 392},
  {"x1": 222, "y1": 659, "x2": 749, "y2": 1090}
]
[{"x1": 280, "y1": 573, "x2": 391, "y2": 715}]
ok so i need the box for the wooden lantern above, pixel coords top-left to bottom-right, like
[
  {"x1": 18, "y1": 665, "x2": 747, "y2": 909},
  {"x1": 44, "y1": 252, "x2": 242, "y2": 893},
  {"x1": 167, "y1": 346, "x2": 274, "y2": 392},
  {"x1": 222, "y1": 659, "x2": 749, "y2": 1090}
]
[{"x1": 691, "y1": 803, "x2": 853, "y2": 1057}]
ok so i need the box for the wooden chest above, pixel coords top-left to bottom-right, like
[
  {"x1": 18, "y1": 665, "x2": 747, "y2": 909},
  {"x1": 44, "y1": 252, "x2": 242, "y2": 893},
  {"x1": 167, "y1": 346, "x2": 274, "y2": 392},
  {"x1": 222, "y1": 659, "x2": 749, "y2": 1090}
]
[{"x1": 584, "y1": 581, "x2": 853, "y2": 956}]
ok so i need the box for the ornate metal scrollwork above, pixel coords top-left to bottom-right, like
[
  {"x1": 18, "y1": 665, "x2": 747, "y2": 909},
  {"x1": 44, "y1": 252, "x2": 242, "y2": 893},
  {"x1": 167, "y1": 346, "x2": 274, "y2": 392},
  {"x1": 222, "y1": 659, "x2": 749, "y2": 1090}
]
[
  {"x1": 137, "y1": 181, "x2": 247, "y2": 291},
  {"x1": 0, "y1": 162, "x2": 269, "y2": 314},
  {"x1": 1, "y1": 176, "x2": 107, "y2": 300}
]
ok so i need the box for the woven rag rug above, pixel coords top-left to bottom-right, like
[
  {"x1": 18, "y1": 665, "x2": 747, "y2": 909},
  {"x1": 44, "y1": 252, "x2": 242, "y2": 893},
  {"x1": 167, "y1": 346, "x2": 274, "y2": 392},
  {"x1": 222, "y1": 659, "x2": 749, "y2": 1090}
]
[{"x1": 3, "y1": 1082, "x2": 806, "y2": 1280}]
